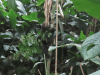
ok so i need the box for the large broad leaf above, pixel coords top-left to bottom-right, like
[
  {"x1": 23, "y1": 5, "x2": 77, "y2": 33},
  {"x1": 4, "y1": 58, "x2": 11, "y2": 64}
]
[
  {"x1": 7, "y1": 0, "x2": 16, "y2": 10},
  {"x1": 89, "y1": 70, "x2": 100, "y2": 75},
  {"x1": 22, "y1": 12, "x2": 38, "y2": 21},
  {"x1": 15, "y1": 1, "x2": 27, "y2": 15},
  {"x1": 90, "y1": 56, "x2": 100, "y2": 65},
  {"x1": 8, "y1": 9, "x2": 17, "y2": 28},
  {"x1": 2, "y1": 10, "x2": 8, "y2": 17},
  {"x1": 71, "y1": 0, "x2": 100, "y2": 19},
  {"x1": 80, "y1": 31, "x2": 100, "y2": 60}
]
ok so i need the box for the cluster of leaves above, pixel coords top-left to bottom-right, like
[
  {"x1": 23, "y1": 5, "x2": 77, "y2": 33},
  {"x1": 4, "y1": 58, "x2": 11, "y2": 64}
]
[
  {"x1": 14, "y1": 31, "x2": 42, "y2": 60},
  {"x1": 0, "y1": 0, "x2": 45, "y2": 74}
]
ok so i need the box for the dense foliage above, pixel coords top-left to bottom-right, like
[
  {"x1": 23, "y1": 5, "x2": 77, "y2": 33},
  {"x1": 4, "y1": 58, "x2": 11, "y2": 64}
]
[{"x1": 0, "y1": 0, "x2": 100, "y2": 75}]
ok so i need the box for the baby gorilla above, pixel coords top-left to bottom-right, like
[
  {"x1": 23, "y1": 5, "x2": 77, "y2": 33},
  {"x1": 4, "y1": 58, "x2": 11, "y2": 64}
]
[{"x1": 37, "y1": 24, "x2": 55, "y2": 58}]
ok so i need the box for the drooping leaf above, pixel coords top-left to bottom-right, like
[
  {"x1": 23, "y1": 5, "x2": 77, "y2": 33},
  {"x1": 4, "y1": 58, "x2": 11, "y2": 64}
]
[
  {"x1": 8, "y1": 9, "x2": 17, "y2": 28},
  {"x1": 58, "y1": 19, "x2": 64, "y2": 34},
  {"x1": 33, "y1": 62, "x2": 44, "y2": 68},
  {"x1": 59, "y1": 4, "x2": 64, "y2": 17},
  {"x1": 15, "y1": 1, "x2": 27, "y2": 15},
  {"x1": 48, "y1": 43, "x2": 81, "y2": 51},
  {"x1": 71, "y1": 0, "x2": 100, "y2": 19},
  {"x1": 80, "y1": 31, "x2": 100, "y2": 60},
  {"x1": 89, "y1": 70, "x2": 100, "y2": 75},
  {"x1": 90, "y1": 56, "x2": 100, "y2": 65}
]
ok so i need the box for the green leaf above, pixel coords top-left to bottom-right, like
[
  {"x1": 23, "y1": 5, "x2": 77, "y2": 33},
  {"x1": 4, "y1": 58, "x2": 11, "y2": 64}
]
[
  {"x1": 80, "y1": 31, "x2": 100, "y2": 60},
  {"x1": 22, "y1": 0, "x2": 30, "y2": 4},
  {"x1": 22, "y1": 22, "x2": 30, "y2": 26},
  {"x1": 69, "y1": 7, "x2": 76, "y2": 15},
  {"x1": 0, "y1": 35, "x2": 11, "y2": 38},
  {"x1": 38, "y1": 17, "x2": 45, "y2": 24},
  {"x1": 90, "y1": 56, "x2": 100, "y2": 65},
  {"x1": 63, "y1": 9, "x2": 70, "y2": 17},
  {"x1": 89, "y1": 70, "x2": 100, "y2": 75},
  {"x1": 22, "y1": 12, "x2": 38, "y2": 21},
  {"x1": 37, "y1": 0, "x2": 45, "y2": 6},
  {"x1": 18, "y1": 33, "x2": 42, "y2": 59},
  {"x1": 33, "y1": 62, "x2": 44, "y2": 68},
  {"x1": 2, "y1": 11, "x2": 8, "y2": 17},
  {"x1": 89, "y1": 31, "x2": 94, "y2": 36},
  {"x1": 48, "y1": 46, "x2": 58, "y2": 51},
  {"x1": 38, "y1": 30, "x2": 41, "y2": 35},
  {"x1": 0, "y1": 22, "x2": 4, "y2": 24},
  {"x1": 66, "y1": 35, "x2": 74, "y2": 40},
  {"x1": 71, "y1": 0, "x2": 100, "y2": 19},
  {"x1": 3, "y1": 1, "x2": 7, "y2": 7},
  {"x1": 48, "y1": 44, "x2": 81, "y2": 51},
  {"x1": 7, "y1": 0, "x2": 16, "y2": 10},
  {"x1": 87, "y1": 44, "x2": 95, "y2": 51},
  {"x1": 8, "y1": 9, "x2": 17, "y2": 28},
  {"x1": 0, "y1": 7, "x2": 4, "y2": 11},
  {"x1": 78, "y1": 31, "x2": 86, "y2": 40}
]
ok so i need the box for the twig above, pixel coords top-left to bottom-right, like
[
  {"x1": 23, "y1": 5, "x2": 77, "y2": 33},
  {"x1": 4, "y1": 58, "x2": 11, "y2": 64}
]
[
  {"x1": 94, "y1": 18, "x2": 98, "y2": 33},
  {"x1": 69, "y1": 66, "x2": 73, "y2": 75},
  {"x1": 79, "y1": 63, "x2": 85, "y2": 75},
  {"x1": 55, "y1": 0, "x2": 58, "y2": 75},
  {"x1": 38, "y1": 69, "x2": 42, "y2": 75}
]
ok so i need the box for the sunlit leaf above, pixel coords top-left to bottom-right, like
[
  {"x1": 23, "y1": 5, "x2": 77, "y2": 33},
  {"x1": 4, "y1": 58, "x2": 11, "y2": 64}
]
[
  {"x1": 71, "y1": 0, "x2": 100, "y2": 19},
  {"x1": 3, "y1": 1, "x2": 7, "y2": 7},
  {"x1": 15, "y1": 1, "x2": 27, "y2": 15},
  {"x1": 90, "y1": 56, "x2": 100, "y2": 65},
  {"x1": 59, "y1": 4, "x2": 64, "y2": 17},
  {"x1": 80, "y1": 31, "x2": 100, "y2": 60},
  {"x1": 78, "y1": 31, "x2": 86, "y2": 40},
  {"x1": 22, "y1": 12, "x2": 38, "y2": 21}
]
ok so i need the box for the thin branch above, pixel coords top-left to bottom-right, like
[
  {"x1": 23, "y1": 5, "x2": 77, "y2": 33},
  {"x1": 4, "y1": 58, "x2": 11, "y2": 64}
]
[
  {"x1": 55, "y1": 0, "x2": 58, "y2": 75},
  {"x1": 69, "y1": 66, "x2": 73, "y2": 75},
  {"x1": 79, "y1": 63, "x2": 85, "y2": 75},
  {"x1": 38, "y1": 69, "x2": 42, "y2": 75}
]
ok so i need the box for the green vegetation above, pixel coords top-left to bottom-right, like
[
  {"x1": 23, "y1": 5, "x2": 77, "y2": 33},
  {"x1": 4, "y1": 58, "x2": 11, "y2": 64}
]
[{"x1": 0, "y1": 0, "x2": 100, "y2": 75}]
